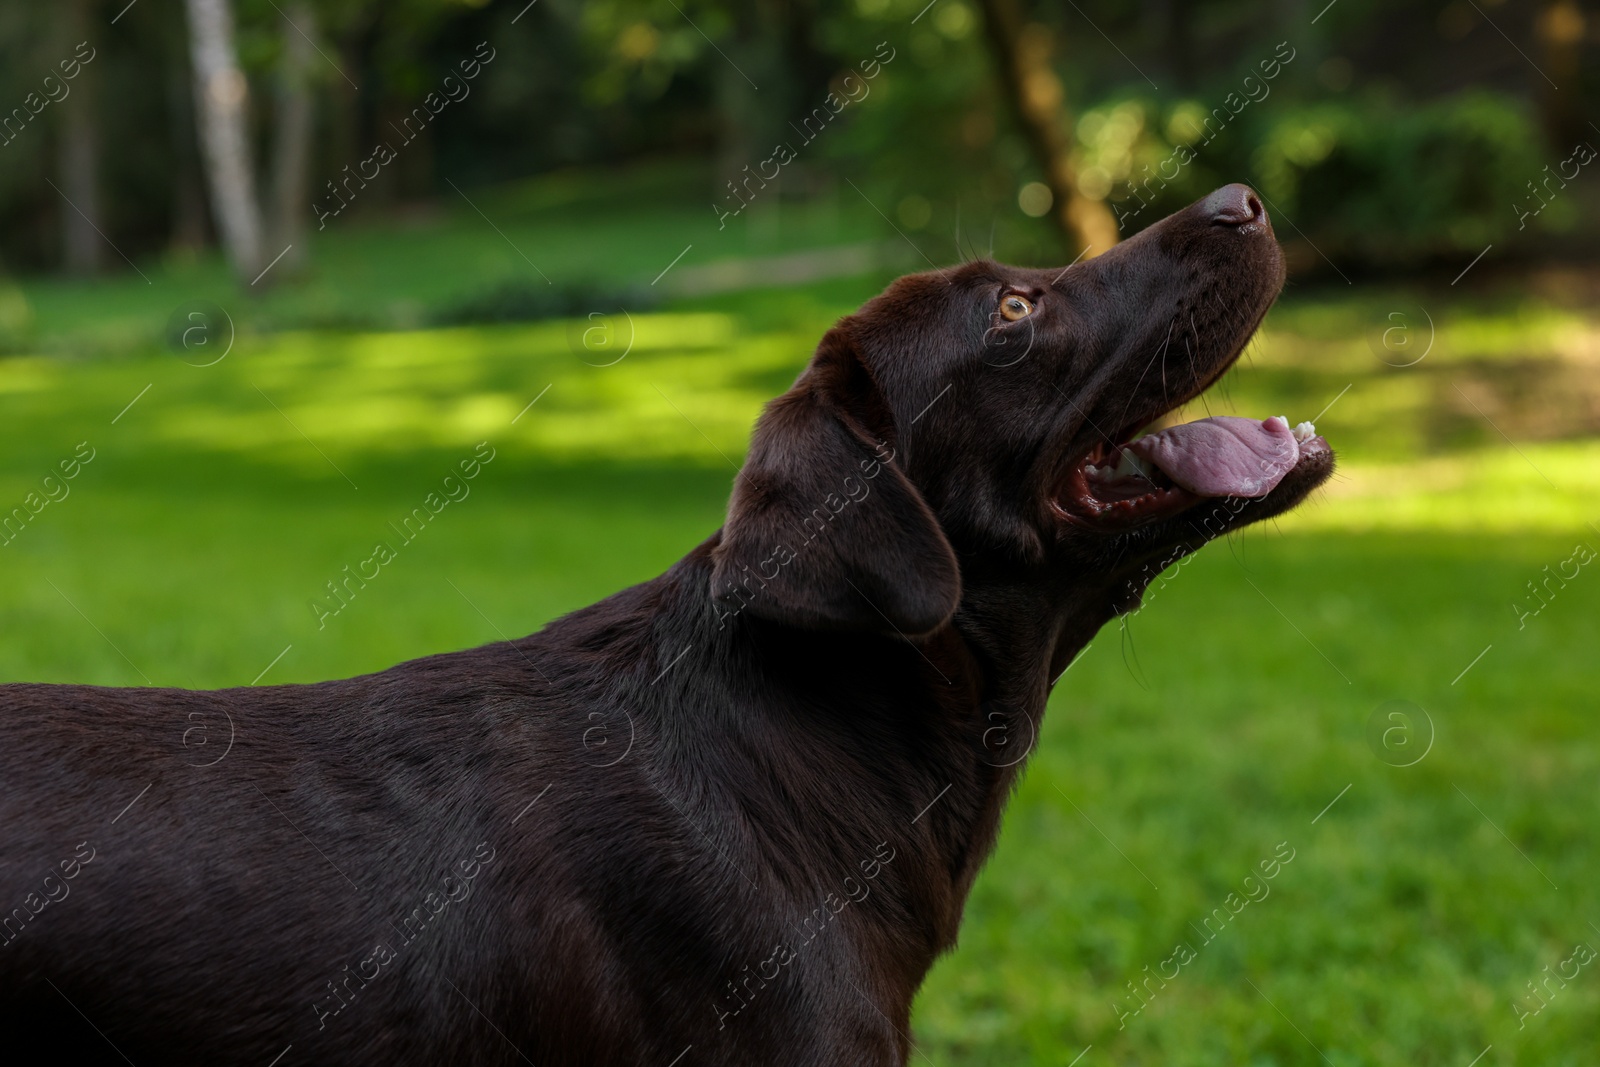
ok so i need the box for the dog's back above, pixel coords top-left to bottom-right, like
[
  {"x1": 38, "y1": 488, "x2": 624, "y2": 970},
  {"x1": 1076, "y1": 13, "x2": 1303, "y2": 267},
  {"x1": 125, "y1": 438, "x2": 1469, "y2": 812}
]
[
  {"x1": 0, "y1": 550, "x2": 917, "y2": 1066},
  {"x1": 0, "y1": 584, "x2": 642, "y2": 1063}
]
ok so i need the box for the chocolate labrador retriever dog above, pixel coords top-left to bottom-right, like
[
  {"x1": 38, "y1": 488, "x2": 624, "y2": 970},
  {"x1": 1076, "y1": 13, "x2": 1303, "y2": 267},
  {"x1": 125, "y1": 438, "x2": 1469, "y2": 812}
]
[{"x1": 0, "y1": 184, "x2": 1331, "y2": 1065}]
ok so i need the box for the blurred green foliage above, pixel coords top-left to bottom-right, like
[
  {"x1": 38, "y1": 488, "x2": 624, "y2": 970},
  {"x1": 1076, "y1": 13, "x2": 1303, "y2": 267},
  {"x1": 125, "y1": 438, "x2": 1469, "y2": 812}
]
[
  {"x1": 1, "y1": 0, "x2": 1595, "y2": 276},
  {"x1": 1253, "y1": 91, "x2": 1551, "y2": 259}
]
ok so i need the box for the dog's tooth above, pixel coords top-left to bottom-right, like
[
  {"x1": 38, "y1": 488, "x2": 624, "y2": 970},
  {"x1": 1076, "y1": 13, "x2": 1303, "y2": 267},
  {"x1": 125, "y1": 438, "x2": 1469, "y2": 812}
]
[
  {"x1": 1269, "y1": 415, "x2": 1290, "y2": 431},
  {"x1": 1292, "y1": 421, "x2": 1316, "y2": 442},
  {"x1": 1112, "y1": 449, "x2": 1152, "y2": 480}
]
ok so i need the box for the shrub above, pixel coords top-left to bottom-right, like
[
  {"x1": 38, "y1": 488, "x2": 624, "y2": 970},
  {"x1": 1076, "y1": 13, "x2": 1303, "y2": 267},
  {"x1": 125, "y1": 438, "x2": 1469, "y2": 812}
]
[
  {"x1": 1250, "y1": 91, "x2": 1547, "y2": 264},
  {"x1": 1100, "y1": 90, "x2": 1548, "y2": 268}
]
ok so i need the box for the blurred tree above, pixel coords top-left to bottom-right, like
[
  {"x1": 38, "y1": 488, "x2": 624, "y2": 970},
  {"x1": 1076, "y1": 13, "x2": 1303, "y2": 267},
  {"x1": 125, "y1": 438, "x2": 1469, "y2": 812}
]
[
  {"x1": 1536, "y1": 0, "x2": 1587, "y2": 148},
  {"x1": 164, "y1": 12, "x2": 212, "y2": 255},
  {"x1": 295, "y1": 0, "x2": 495, "y2": 208},
  {"x1": 572, "y1": 0, "x2": 842, "y2": 200},
  {"x1": 975, "y1": 0, "x2": 1119, "y2": 257},
  {"x1": 710, "y1": 5, "x2": 784, "y2": 187},
  {"x1": 185, "y1": 0, "x2": 264, "y2": 281},
  {"x1": 1159, "y1": 0, "x2": 1194, "y2": 91},
  {"x1": 267, "y1": 2, "x2": 317, "y2": 274},
  {"x1": 59, "y1": 0, "x2": 102, "y2": 274}
]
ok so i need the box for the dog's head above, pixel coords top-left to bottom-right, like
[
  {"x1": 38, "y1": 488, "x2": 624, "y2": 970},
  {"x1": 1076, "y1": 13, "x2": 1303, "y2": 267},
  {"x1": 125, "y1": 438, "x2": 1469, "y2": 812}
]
[{"x1": 710, "y1": 185, "x2": 1333, "y2": 638}]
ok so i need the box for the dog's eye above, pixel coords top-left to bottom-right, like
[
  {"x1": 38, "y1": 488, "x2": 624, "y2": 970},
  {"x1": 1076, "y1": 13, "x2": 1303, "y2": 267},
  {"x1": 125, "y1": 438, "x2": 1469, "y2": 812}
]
[{"x1": 999, "y1": 294, "x2": 1034, "y2": 321}]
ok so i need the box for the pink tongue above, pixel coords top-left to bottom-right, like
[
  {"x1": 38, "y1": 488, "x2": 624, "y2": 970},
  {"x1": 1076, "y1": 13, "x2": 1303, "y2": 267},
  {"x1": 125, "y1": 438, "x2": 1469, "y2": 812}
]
[{"x1": 1127, "y1": 416, "x2": 1299, "y2": 498}]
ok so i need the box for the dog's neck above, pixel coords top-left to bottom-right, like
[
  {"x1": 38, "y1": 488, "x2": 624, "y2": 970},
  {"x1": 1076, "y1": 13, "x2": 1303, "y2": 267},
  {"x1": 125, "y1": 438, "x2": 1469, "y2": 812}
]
[
  {"x1": 931, "y1": 570, "x2": 1119, "y2": 893},
  {"x1": 657, "y1": 541, "x2": 1119, "y2": 1021}
]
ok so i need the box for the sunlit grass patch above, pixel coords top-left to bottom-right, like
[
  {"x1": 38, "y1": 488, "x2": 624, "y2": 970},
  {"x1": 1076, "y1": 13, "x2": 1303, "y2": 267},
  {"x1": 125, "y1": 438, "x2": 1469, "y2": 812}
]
[{"x1": 1286, "y1": 441, "x2": 1600, "y2": 534}]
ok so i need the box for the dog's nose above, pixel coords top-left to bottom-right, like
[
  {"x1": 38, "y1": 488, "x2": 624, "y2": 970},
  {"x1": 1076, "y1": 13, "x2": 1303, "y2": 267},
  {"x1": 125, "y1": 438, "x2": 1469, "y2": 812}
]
[{"x1": 1204, "y1": 184, "x2": 1265, "y2": 228}]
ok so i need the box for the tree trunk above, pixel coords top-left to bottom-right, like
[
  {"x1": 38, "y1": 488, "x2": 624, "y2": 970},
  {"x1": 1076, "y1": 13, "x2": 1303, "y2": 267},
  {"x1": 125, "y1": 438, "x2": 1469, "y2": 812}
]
[
  {"x1": 713, "y1": 26, "x2": 778, "y2": 199},
  {"x1": 268, "y1": 1, "x2": 317, "y2": 273},
  {"x1": 1162, "y1": 0, "x2": 1194, "y2": 91},
  {"x1": 184, "y1": 0, "x2": 263, "y2": 282},
  {"x1": 324, "y1": 30, "x2": 365, "y2": 208},
  {"x1": 1535, "y1": 0, "x2": 1586, "y2": 149},
  {"x1": 976, "y1": 0, "x2": 1119, "y2": 259},
  {"x1": 712, "y1": 0, "x2": 805, "y2": 216},
  {"x1": 166, "y1": 21, "x2": 211, "y2": 254},
  {"x1": 60, "y1": 0, "x2": 101, "y2": 274}
]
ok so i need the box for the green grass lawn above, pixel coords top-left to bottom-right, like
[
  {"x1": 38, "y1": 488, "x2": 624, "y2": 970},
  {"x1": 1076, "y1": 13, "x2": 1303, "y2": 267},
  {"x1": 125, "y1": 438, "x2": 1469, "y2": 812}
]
[{"x1": 2, "y1": 183, "x2": 1598, "y2": 1064}]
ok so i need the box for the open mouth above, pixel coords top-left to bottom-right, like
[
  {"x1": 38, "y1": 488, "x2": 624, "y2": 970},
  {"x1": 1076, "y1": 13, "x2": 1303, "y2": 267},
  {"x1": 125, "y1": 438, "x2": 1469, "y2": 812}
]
[{"x1": 1056, "y1": 414, "x2": 1331, "y2": 530}]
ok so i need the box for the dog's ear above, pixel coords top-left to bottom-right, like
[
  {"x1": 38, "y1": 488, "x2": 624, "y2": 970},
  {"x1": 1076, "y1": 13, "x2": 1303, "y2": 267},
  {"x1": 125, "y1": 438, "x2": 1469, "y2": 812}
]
[{"x1": 709, "y1": 327, "x2": 961, "y2": 636}]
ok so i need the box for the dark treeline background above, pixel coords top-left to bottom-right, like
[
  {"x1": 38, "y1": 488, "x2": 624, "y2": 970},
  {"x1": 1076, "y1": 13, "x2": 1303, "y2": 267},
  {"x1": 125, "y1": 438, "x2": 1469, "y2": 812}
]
[{"x1": 0, "y1": 0, "x2": 1595, "y2": 285}]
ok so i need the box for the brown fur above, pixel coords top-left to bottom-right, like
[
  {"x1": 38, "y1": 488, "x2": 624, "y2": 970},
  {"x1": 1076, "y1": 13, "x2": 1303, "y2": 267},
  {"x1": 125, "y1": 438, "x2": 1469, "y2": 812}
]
[{"x1": 0, "y1": 185, "x2": 1331, "y2": 1065}]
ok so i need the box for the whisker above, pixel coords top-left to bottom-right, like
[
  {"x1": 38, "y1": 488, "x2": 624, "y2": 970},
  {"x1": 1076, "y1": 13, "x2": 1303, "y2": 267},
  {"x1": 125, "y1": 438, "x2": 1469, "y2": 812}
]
[
  {"x1": 1116, "y1": 319, "x2": 1176, "y2": 432},
  {"x1": 1118, "y1": 617, "x2": 1151, "y2": 691}
]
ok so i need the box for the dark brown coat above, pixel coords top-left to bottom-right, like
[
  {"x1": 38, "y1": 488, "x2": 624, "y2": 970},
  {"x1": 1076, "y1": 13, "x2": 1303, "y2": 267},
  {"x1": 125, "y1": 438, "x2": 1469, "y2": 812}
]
[{"x1": 0, "y1": 185, "x2": 1331, "y2": 1065}]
